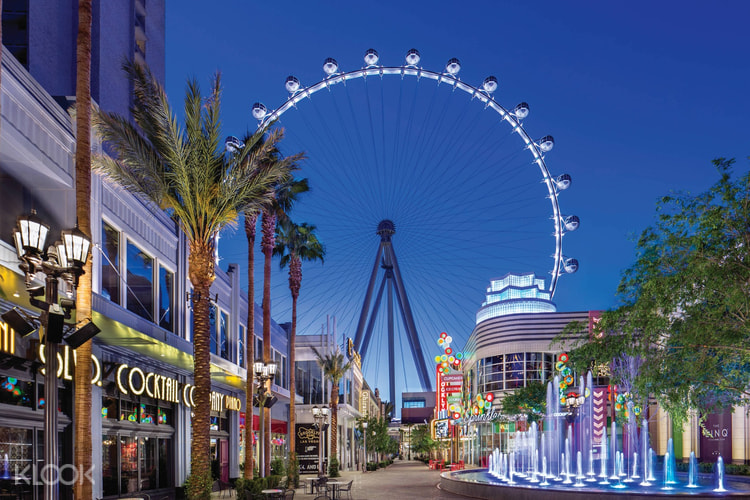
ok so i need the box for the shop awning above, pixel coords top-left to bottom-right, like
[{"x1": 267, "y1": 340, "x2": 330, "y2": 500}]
[{"x1": 244, "y1": 414, "x2": 288, "y2": 434}]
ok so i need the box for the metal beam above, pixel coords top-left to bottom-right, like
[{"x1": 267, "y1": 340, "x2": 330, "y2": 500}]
[
  {"x1": 360, "y1": 273, "x2": 387, "y2": 359},
  {"x1": 385, "y1": 243, "x2": 431, "y2": 390},
  {"x1": 354, "y1": 242, "x2": 385, "y2": 351}
]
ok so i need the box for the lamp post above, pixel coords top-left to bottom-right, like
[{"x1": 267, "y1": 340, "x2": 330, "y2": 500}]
[
  {"x1": 253, "y1": 360, "x2": 277, "y2": 478},
  {"x1": 1, "y1": 211, "x2": 96, "y2": 500},
  {"x1": 362, "y1": 420, "x2": 368, "y2": 473},
  {"x1": 312, "y1": 406, "x2": 329, "y2": 477}
]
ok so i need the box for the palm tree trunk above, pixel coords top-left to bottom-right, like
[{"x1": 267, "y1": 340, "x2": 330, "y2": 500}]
[
  {"x1": 330, "y1": 392, "x2": 339, "y2": 460},
  {"x1": 73, "y1": 2, "x2": 93, "y2": 499},
  {"x1": 288, "y1": 256, "x2": 301, "y2": 462},
  {"x1": 288, "y1": 290, "x2": 298, "y2": 483},
  {"x1": 188, "y1": 242, "x2": 216, "y2": 499},
  {"x1": 243, "y1": 213, "x2": 257, "y2": 479},
  {"x1": 261, "y1": 211, "x2": 276, "y2": 477}
]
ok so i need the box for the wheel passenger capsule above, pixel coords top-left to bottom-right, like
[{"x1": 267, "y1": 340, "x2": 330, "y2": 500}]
[
  {"x1": 285, "y1": 76, "x2": 300, "y2": 93},
  {"x1": 405, "y1": 48, "x2": 420, "y2": 66},
  {"x1": 555, "y1": 174, "x2": 572, "y2": 190},
  {"x1": 563, "y1": 258, "x2": 579, "y2": 274},
  {"x1": 563, "y1": 215, "x2": 580, "y2": 232},
  {"x1": 539, "y1": 135, "x2": 555, "y2": 152},
  {"x1": 251, "y1": 102, "x2": 267, "y2": 120},
  {"x1": 513, "y1": 102, "x2": 530, "y2": 119},
  {"x1": 482, "y1": 76, "x2": 498, "y2": 93},
  {"x1": 323, "y1": 58, "x2": 338, "y2": 75},
  {"x1": 445, "y1": 58, "x2": 461, "y2": 75},
  {"x1": 364, "y1": 49, "x2": 379, "y2": 66}
]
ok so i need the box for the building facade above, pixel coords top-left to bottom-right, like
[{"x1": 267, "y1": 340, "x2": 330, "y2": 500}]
[
  {"x1": 459, "y1": 273, "x2": 590, "y2": 465},
  {"x1": 0, "y1": 3, "x2": 293, "y2": 499},
  {"x1": 292, "y1": 326, "x2": 388, "y2": 474}
]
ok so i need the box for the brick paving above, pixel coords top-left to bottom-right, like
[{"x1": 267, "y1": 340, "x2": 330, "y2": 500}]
[
  {"x1": 296, "y1": 460, "x2": 470, "y2": 500},
  {"x1": 214, "y1": 460, "x2": 473, "y2": 500}
]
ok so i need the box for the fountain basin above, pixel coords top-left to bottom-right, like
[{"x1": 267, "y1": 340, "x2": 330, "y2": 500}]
[{"x1": 440, "y1": 469, "x2": 750, "y2": 499}]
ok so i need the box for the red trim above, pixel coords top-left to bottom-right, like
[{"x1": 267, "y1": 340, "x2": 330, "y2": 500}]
[{"x1": 247, "y1": 414, "x2": 288, "y2": 434}]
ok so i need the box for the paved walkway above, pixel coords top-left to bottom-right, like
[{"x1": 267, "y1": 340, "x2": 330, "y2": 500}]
[
  {"x1": 297, "y1": 460, "x2": 469, "y2": 500},
  {"x1": 211, "y1": 461, "x2": 471, "y2": 500}
]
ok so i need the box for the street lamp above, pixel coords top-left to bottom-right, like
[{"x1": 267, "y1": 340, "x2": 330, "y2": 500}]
[
  {"x1": 311, "y1": 406, "x2": 329, "y2": 477},
  {"x1": 1, "y1": 211, "x2": 96, "y2": 500},
  {"x1": 253, "y1": 360, "x2": 278, "y2": 478},
  {"x1": 362, "y1": 420, "x2": 368, "y2": 473}
]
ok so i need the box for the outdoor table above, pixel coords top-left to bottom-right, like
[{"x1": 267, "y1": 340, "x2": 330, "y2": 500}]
[
  {"x1": 304, "y1": 477, "x2": 317, "y2": 494},
  {"x1": 261, "y1": 489, "x2": 283, "y2": 499},
  {"x1": 326, "y1": 481, "x2": 345, "y2": 500}
]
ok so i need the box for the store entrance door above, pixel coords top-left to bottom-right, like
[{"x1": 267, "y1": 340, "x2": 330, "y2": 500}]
[{"x1": 219, "y1": 439, "x2": 229, "y2": 482}]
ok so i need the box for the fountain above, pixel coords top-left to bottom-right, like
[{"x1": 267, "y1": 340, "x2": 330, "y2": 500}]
[
  {"x1": 688, "y1": 451, "x2": 698, "y2": 488},
  {"x1": 440, "y1": 372, "x2": 749, "y2": 499}
]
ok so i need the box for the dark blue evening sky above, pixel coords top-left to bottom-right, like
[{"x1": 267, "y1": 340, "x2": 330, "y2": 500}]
[{"x1": 166, "y1": 1, "x2": 750, "y2": 397}]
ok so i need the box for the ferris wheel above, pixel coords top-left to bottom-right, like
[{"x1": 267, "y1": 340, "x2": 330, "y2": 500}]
[{"x1": 240, "y1": 49, "x2": 579, "y2": 400}]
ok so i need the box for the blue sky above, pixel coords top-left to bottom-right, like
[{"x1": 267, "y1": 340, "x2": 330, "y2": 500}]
[{"x1": 166, "y1": 1, "x2": 750, "y2": 401}]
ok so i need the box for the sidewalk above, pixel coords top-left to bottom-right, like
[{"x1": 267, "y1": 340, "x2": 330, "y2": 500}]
[
  {"x1": 297, "y1": 460, "x2": 467, "y2": 500},
  {"x1": 214, "y1": 460, "x2": 470, "y2": 500}
]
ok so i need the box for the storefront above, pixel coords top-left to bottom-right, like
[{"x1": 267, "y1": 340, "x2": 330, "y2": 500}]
[{"x1": 0, "y1": 304, "x2": 73, "y2": 500}]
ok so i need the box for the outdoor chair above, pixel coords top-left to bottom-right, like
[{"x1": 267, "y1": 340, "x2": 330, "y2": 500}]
[
  {"x1": 313, "y1": 496, "x2": 330, "y2": 500},
  {"x1": 313, "y1": 477, "x2": 328, "y2": 495},
  {"x1": 338, "y1": 479, "x2": 353, "y2": 500},
  {"x1": 283, "y1": 489, "x2": 295, "y2": 499}
]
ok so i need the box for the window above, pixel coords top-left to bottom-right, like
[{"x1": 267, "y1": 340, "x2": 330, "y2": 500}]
[
  {"x1": 209, "y1": 304, "x2": 217, "y2": 355},
  {"x1": 158, "y1": 266, "x2": 174, "y2": 332},
  {"x1": 187, "y1": 286, "x2": 194, "y2": 342},
  {"x1": 403, "y1": 400, "x2": 425, "y2": 408},
  {"x1": 2, "y1": 0, "x2": 29, "y2": 68},
  {"x1": 256, "y1": 336, "x2": 263, "y2": 361},
  {"x1": 238, "y1": 325, "x2": 246, "y2": 368},
  {"x1": 101, "y1": 222, "x2": 121, "y2": 304},
  {"x1": 219, "y1": 310, "x2": 229, "y2": 360},
  {"x1": 126, "y1": 241, "x2": 154, "y2": 321},
  {"x1": 295, "y1": 360, "x2": 323, "y2": 404},
  {"x1": 272, "y1": 350, "x2": 285, "y2": 388}
]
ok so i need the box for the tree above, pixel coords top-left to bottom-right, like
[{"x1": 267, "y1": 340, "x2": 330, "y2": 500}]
[
  {"x1": 559, "y1": 158, "x2": 750, "y2": 425},
  {"x1": 237, "y1": 134, "x2": 302, "y2": 480},
  {"x1": 92, "y1": 62, "x2": 289, "y2": 499},
  {"x1": 382, "y1": 401, "x2": 394, "y2": 423},
  {"x1": 243, "y1": 199, "x2": 257, "y2": 480},
  {"x1": 73, "y1": 2, "x2": 94, "y2": 499},
  {"x1": 499, "y1": 382, "x2": 547, "y2": 424},
  {"x1": 410, "y1": 424, "x2": 435, "y2": 458},
  {"x1": 273, "y1": 218, "x2": 324, "y2": 481},
  {"x1": 312, "y1": 347, "x2": 351, "y2": 468},
  {"x1": 259, "y1": 175, "x2": 307, "y2": 476}
]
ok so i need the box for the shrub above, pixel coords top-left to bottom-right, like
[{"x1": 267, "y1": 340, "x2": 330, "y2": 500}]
[
  {"x1": 287, "y1": 453, "x2": 300, "y2": 488},
  {"x1": 234, "y1": 475, "x2": 282, "y2": 500},
  {"x1": 184, "y1": 471, "x2": 212, "y2": 500},
  {"x1": 329, "y1": 457, "x2": 340, "y2": 477},
  {"x1": 271, "y1": 458, "x2": 286, "y2": 477}
]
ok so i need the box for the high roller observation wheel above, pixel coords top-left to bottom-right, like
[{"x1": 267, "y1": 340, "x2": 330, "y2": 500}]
[{"x1": 247, "y1": 48, "x2": 579, "y2": 296}]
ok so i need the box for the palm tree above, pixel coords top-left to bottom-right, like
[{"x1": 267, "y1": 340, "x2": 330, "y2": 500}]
[
  {"x1": 382, "y1": 401, "x2": 395, "y2": 423},
  {"x1": 260, "y1": 176, "x2": 308, "y2": 476},
  {"x1": 239, "y1": 135, "x2": 301, "y2": 479},
  {"x1": 311, "y1": 347, "x2": 351, "y2": 472},
  {"x1": 273, "y1": 219, "x2": 325, "y2": 481},
  {"x1": 92, "y1": 61, "x2": 291, "y2": 499},
  {"x1": 242, "y1": 206, "x2": 259, "y2": 479},
  {"x1": 73, "y1": 2, "x2": 94, "y2": 500}
]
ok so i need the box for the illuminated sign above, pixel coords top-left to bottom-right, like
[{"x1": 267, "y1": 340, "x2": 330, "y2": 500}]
[
  {"x1": 32, "y1": 344, "x2": 239, "y2": 411},
  {"x1": 0, "y1": 320, "x2": 16, "y2": 355},
  {"x1": 359, "y1": 390, "x2": 370, "y2": 417}
]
